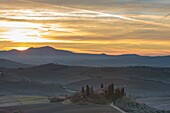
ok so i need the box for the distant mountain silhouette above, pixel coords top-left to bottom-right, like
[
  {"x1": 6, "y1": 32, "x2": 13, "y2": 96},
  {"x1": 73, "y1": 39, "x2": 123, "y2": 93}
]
[
  {"x1": 0, "y1": 46, "x2": 170, "y2": 67},
  {"x1": 0, "y1": 46, "x2": 74, "y2": 56}
]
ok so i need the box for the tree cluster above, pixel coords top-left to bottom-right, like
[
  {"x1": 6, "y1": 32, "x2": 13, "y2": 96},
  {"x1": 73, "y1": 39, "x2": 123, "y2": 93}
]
[
  {"x1": 81, "y1": 83, "x2": 126, "y2": 104},
  {"x1": 104, "y1": 83, "x2": 126, "y2": 104},
  {"x1": 81, "y1": 85, "x2": 93, "y2": 96}
]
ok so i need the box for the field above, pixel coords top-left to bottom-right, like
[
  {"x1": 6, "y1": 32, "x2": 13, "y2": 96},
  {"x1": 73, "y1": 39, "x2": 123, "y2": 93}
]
[
  {"x1": 0, "y1": 64, "x2": 170, "y2": 112},
  {"x1": 137, "y1": 97, "x2": 170, "y2": 111},
  {"x1": 1, "y1": 102, "x2": 121, "y2": 113}
]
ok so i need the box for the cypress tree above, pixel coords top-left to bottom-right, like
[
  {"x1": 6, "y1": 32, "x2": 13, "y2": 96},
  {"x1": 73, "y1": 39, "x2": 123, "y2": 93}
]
[
  {"x1": 91, "y1": 86, "x2": 93, "y2": 94},
  {"x1": 121, "y1": 87, "x2": 125, "y2": 97},
  {"x1": 81, "y1": 86, "x2": 85, "y2": 94},
  {"x1": 101, "y1": 83, "x2": 104, "y2": 88},
  {"x1": 110, "y1": 83, "x2": 114, "y2": 94},
  {"x1": 114, "y1": 88, "x2": 120, "y2": 100},
  {"x1": 107, "y1": 85, "x2": 111, "y2": 97},
  {"x1": 86, "y1": 85, "x2": 90, "y2": 96}
]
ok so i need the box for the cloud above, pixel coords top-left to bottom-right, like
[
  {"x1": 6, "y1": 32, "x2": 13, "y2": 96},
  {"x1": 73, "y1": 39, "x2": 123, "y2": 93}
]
[{"x1": 0, "y1": 0, "x2": 170, "y2": 55}]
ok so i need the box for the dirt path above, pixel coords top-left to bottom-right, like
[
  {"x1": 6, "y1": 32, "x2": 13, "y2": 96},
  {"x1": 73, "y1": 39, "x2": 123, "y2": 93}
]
[{"x1": 110, "y1": 103, "x2": 126, "y2": 113}]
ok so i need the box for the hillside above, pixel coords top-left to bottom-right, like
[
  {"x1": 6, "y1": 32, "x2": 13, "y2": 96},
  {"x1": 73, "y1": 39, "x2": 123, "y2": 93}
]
[
  {"x1": 0, "y1": 64, "x2": 170, "y2": 97},
  {"x1": 0, "y1": 59, "x2": 31, "y2": 68}
]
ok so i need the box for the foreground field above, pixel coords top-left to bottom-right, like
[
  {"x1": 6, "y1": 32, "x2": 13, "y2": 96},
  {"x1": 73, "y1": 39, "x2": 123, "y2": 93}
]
[
  {"x1": 1, "y1": 103, "x2": 122, "y2": 113},
  {"x1": 0, "y1": 95, "x2": 49, "y2": 108}
]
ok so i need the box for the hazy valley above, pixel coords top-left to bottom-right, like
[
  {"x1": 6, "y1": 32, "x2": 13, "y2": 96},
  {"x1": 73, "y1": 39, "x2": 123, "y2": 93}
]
[
  {"x1": 1, "y1": 46, "x2": 170, "y2": 67},
  {"x1": 0, "y1": 47, "x2": 170, "y2": 113}
]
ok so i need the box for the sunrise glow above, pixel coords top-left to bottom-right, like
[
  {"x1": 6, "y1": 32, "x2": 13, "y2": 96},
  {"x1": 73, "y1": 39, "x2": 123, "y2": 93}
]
[
  {"x1": 14, "y1": 47, "x2": 29, "y2": 51},
  {"x1": 0, "y1": 0, "x2": 170, "y2": 56}
]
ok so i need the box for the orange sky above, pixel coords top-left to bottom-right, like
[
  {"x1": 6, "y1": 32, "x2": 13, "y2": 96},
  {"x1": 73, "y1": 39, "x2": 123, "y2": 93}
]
[{"x1": 0, "y1": 0, "x2": 170, "y2": 56}]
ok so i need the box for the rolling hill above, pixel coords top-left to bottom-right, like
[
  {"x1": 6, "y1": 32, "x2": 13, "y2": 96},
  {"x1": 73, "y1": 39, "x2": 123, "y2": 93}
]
[
  {"x1": 0, "y1": 59, "x2": 31, "y2": 68},
  {"x1": 0, "y1": 63, "x2": 170, "y2": 111},
  {"x1": 0, "y1": 63, "x2": 170, "y2": 97}
]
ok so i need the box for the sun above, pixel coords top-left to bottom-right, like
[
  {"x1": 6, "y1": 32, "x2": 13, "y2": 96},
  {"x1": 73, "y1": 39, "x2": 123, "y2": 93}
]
[{"x1": 14, "y1": 47, "x2": 29, "y2": 51}]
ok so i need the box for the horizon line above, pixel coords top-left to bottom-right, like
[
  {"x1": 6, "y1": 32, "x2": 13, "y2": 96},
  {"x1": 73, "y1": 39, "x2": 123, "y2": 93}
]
[{"x1": 0, "y1": 46, "x2": 170, "y2": 57}]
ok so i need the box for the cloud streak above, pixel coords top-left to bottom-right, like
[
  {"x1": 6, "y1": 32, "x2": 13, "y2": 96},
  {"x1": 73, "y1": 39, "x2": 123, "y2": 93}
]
[{"x1": 0, "y1": 0, "x2": 170, "y2": 55}]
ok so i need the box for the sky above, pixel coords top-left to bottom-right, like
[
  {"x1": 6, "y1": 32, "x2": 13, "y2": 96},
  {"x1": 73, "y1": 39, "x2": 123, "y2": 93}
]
[{"x1": 0, "y1": 0, "x2": 170, "y2": 56}]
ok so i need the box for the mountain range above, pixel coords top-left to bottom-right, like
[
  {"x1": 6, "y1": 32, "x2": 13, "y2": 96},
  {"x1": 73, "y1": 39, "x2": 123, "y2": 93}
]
[{"x1": 0, "y1": 46, "x2": 170, "y2": 67}]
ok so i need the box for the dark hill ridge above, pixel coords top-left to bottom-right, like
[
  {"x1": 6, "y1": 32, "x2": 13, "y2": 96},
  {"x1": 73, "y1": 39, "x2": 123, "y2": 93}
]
[
  {"x1": 32, "y1": 63, "x2": 68, "y2": 71},
  {"x1": 0, "y1": 59, "x2": 31, "y2": 68},
  {"x1": 32, "y1": 63, "x2": 170, "y2": 85},
  {"x1": 0, "y1": 46, "x2": 170, "y2": 67}
]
